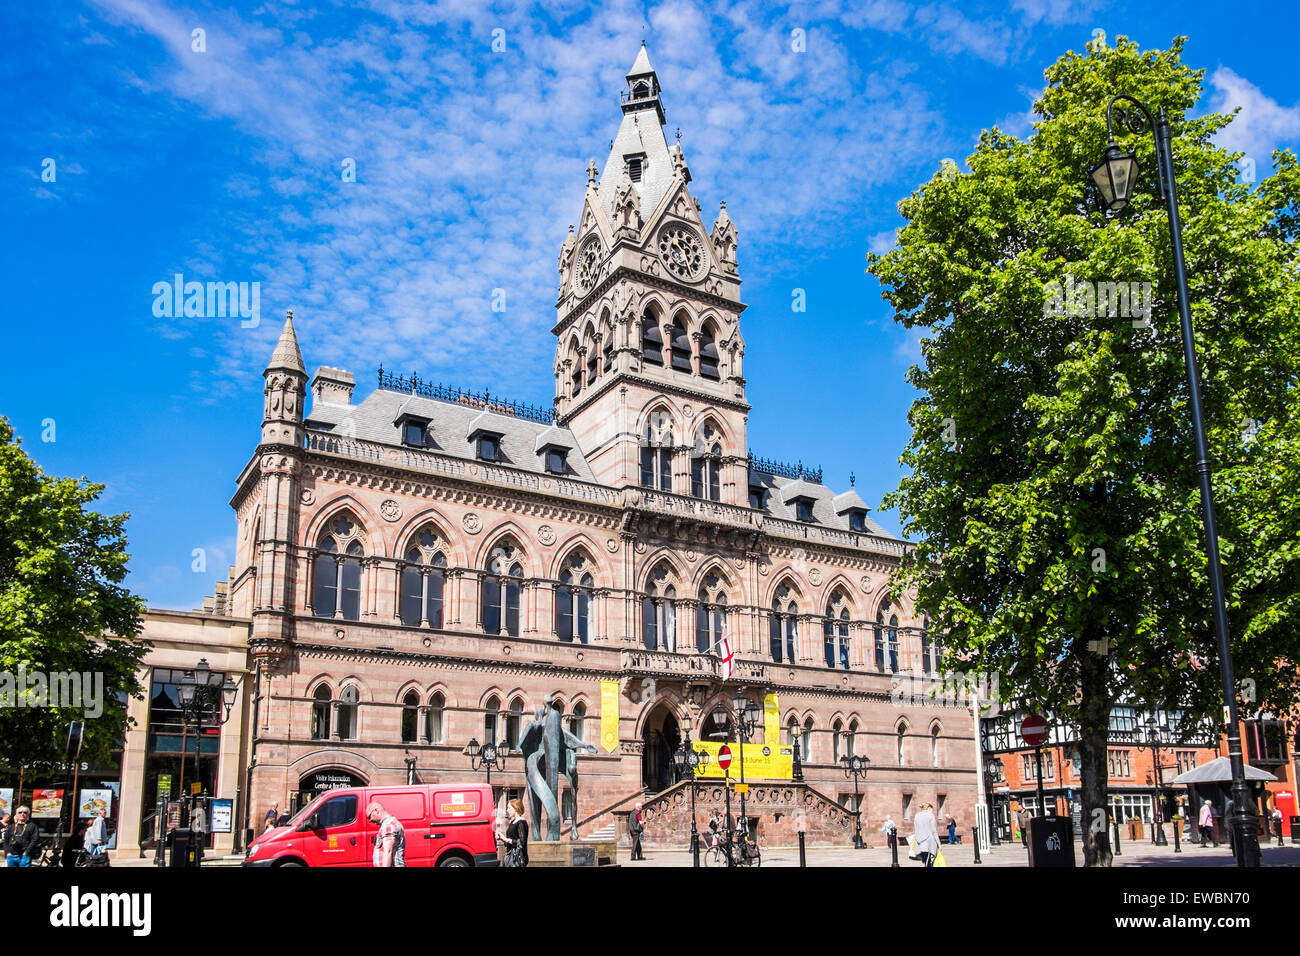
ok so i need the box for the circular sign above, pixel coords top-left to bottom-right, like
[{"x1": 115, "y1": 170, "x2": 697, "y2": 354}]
[
  {"x1": 717, "y1": 745, "x2": 733, "y2": 772},
  {"x1": 1020, "y1": 714, "x2": 1049, "y2": 747}
]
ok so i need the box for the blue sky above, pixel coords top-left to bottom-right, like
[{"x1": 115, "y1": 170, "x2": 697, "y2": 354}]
[{"x1": 3, "y1": 0, "x2": 1297, "y2": 611}]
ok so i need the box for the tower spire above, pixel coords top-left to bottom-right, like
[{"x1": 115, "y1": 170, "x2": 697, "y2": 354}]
[{"x1": 267, "y1": 310, "x2": 305, "y2": 374}]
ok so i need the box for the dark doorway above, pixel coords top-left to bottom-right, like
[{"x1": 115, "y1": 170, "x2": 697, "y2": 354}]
[{"x1": 641, "y1": 707, "x2": 681, "y2": 792}]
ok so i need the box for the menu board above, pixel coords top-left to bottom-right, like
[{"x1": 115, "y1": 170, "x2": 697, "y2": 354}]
[
  {"x1": 79, "y1": 788, "x2": 114, "y2": 818},
  {"x1": 31, "y1": 789, "x2": 64, "y2": 819},
  {"x1": 210, "y1": 798, "x2": 234, "y2": 833}
]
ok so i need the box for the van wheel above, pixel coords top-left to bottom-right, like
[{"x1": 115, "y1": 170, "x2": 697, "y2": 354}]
[
  {"x1": 277, "y1": 860, "x2": 305, "y2": 867},
  {"x1": 438, "y1": 855, "x2": 470, "y2": 867}
]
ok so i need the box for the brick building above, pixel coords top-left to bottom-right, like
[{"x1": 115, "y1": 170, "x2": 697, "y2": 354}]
[{"x1": 224, "y1": 45, "x2": 976, "y2": 848}]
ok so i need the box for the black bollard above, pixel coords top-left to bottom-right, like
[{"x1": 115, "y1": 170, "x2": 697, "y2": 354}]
[
  {"x1": 1172, "y1": 817, "x2": 1181, "y2": 853},
  {"x1": 889, "y1": 830, "x2": 899, "y2": 868},
  {"x1": 798, "y1": 830, "x2": 807, "y2": 868},
  {"x1": 1113, "y1": 819, "x2": 1122, "y2": 856},
  {"x1": 972, "y1": 827, "x2": 982, "y2": 864}
]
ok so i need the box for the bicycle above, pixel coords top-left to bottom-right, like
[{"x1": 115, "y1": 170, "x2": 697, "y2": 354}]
[{"x1": 701, "y1": 832, "x2": 728, "y2": 867}]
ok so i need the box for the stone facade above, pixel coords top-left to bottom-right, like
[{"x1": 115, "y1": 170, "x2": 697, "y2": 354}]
[{"x1": 224, "y1": 45, "x2": 978, "y2": 847}]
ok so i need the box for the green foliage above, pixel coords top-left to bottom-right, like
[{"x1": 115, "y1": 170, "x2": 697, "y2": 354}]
[
  {"x1": 868, "y1": 34, "x2": 1300, "y2": 863},
  {"x1": 0, "y1": 417, "x2": 149, "y2": 771}
]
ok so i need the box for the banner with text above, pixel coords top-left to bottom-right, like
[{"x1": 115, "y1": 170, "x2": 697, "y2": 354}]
[
  {"x1": 694, "y1": 740, "x2": 793, "y2": 780},
  {"x1": 764, "y1": 693, "x2": 780, "y2": 746},
  {"x1": 600, "y1": 680, "x2": 620, "y2": 754}
]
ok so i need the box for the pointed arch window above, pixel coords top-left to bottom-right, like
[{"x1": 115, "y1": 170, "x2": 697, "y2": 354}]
[
  {"x1": 695, "y1": 576, "x2": 728, "y2": 653},
  {"x1": 482, "y1": 544, "x2": 523, "y2": 637},
  {"x1": 585, "y1": 331, "x2": 598, "y2": 384},
  {"x1": 668, "y1": 317, "x2": 692, "y2": 372},
  {"x1": 311, "y1": 685, "x2": 331, "y2": 741},
  {"x1": 691, "y1": 425, "x2": 722, "y2": 501},
  {"x1": 699, "y1": 326, "x2": 720, "y2": 380},
  {"x1": 931, "y1": 726, "x2": 941, "y2": 767},
  {"x1": 832, "y1": 718, "x2": 844, "y2": 763},
  {"x1": 602, "y1": 328, "x2": 614, "y2": 373},
  {"x1": 875, "y1": 602, "x2": 900, "y2": 673},
  {"x1": 313, "y1": 516, "x2": 364, "y2": 621},
  {"x1": 569, "y1": 346, "x2": 583, "y2": 396},
  {"x1": 769, "y1": 591, "x2": 798, "y2": 663},
  {"x1": 641, "y1": 315, "x2": 664, "y2": 365},
  {"x1": 484, "y1": 695, "x2": 500, "y2": 745},
  {"x1": 566, "y1": 702, "x2": 587, "y2": 742},
  {"x1": 897, "y1": 723, "x2": 908, "y2": 765},
  {"x1": 641, "y1": 424, "x2": 672, "y2": 491},
  {"x1": 556, "y1": 554, "x2": 594, "y2": 644},
  {"x1": 400, "y1": 530, "x2": 446, "y2": 628},
  {"x1": 847, "y1": 719, "x2": 859, "y2": 758},
  {"x1": 823, "y1": 600, "x2": 850, "y2": 669},
  {"x1": 505, "y1": 697, "x2": 525, "y2": 750},
  {"x1": 642, "y1": 565, "x2": 677, "y2": 651},
  {"x1": 426, "y1": 692, "x2": 445, "y2": 744},
  {"x1": 802, "y1": 717, "x2": 814, "y2": 762},
  {"x1": 335, "y1": 684, "x2": 359, "y2": 740},
  {"x1": 401, "y1": 691, "x2": 420, "y2": 744}
]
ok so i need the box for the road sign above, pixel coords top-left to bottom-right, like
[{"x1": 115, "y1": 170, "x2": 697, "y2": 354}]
[
  {"x1": 718, "y1": 745, "x2": 732, "y2": 771},
  {"x1": 1020, "y1": 714, "x2": 1049, "y2": 747},
  {"x1": 734, "y1": 783, "x2": 749, "y2": 794}
]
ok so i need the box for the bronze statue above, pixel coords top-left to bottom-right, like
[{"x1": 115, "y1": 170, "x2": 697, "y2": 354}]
[{"x1": 521, "y1": 694, "x2": 597, "y2": 841}]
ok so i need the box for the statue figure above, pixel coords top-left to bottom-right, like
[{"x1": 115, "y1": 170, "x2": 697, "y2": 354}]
[{"x1": 522, "y1": 694, "x2": 598, "y2": 841}]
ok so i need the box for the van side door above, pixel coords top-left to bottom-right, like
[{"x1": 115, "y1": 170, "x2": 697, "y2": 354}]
[{"x1": 299, "y1": 792, "x2": 368, "y2": 867}]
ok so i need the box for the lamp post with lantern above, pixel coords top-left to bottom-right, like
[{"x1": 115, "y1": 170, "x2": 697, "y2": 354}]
[
  {"x1": 174, "y1": 658, "x2": 240, "y2": 865},
  {"x1": 1089, "y1": 93, "x2": 1259, "y2": 867},
  {"x1": 841, "y1": 753, "x2": 869, "y2": 849},
  {"x1": 1136, "y1": 716, "x2": 1169, "y2": 846},
  {"x1": 464, "y1": 737, "x2": 507, "y2": 805},
  {"x1": 719, "y1": 690, "x2": 762, "y2": 845},
  {"x1": 672, "y1": 714, "x2": 711, "y2": 867}
]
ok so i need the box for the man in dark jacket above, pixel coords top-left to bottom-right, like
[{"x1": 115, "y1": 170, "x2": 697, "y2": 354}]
[
  {"x1": 4, "y1": 807, "x2": 41, "y2": 866},
  {"x1": 628, "y1": 803, "x2": 645, "y2": 861}
]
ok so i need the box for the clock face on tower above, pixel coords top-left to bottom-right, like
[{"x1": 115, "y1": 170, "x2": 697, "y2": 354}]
[
  {"x1": 576, "y1": 236, "x2": 602, "y2": 293},
  {"x1": 657, "y1": 225, "x2": 705, "y2": 281}
]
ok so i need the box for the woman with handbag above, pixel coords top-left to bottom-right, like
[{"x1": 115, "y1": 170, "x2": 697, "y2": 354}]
[
  {"x1": 498, "y1": 799, "x2": 529, "y2": 867},
  {"x1": 911, "y1": 802, "x2": 940, "y2": 867}
]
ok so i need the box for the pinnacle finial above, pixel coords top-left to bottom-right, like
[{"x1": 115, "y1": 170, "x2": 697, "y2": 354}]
[
  {"x1": 267, "y1": 309, "x2": 305, "y2": 374},
  {"x1": 850, "y1": 471, "x2": 856, "y2": 487},
  {"x1": 586, "y1": 159, "x2": 598, "y2": 183}
]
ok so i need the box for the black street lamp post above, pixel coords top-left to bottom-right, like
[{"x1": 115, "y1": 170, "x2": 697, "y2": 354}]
[
  {"x1": 173, "y1": 659, "x2": 240, "y2": 867},
  {"x1": 672, "y1": 715, "x2": 711, "y2": 867},
  {"x1": 465, "y1": 737, "x2": 507, "y2": 805},
  {"x1": 1137, "y1": 717, "x2": 1168, "y2": 846},
  {"x1": 984, "y1": 758, "x2": 1003, "y2": 845},
  {"x1": 724, "y1": 690, "x2": 762, "y2": 852},
  {"x1": 841, "y1": 753, "x2": 869, "y2": 849},
  {"x1": 791, "y1": 724, "x2": 804, "y2": 782},
  {"x1": 1091, "y1": 94, "x2": 1260, "y2": 867}
]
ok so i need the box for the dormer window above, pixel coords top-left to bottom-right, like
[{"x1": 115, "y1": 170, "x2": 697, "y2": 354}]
[
  {"x1": 794, "y1": 498, "x2": 815, "y2": 523},
  {"x1": 749, "y1": 486, "x2": 767, "y2": 510},
  {"x1": 628, "y1": 155, "x2": 643, "y2": 182},
  {"x1": 544, "y1": 448, "x2": 567, "y2": 475},
  {"x1": 477, "y1": 435, "x2": 501, "y2": 462},
  {"x1": 849, "y1": 510, "x2": 867, "y2": 532},
  {"x1": 400, "y1": 418, "x2": 429, "y2": 448}
]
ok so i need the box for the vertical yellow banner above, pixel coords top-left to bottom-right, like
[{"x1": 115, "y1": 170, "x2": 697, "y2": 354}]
[
  {"x1": 600, "y1": 680, "x2": 620, "y2": 754},
  {"x1": 764, "y1": 693, "x2": 780, "y2": 746}
]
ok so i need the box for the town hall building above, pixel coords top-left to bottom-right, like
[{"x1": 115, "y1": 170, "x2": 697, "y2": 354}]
[{"x1": 224, "y1": 45, "x2": 978, "y2": 848}]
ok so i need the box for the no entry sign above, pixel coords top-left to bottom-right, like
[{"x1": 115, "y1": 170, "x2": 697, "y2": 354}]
[
  {"x1": 1020, "y1": 714, "x2": 1049, "y2": 747},
  {"x1": 717, "y1": 744, "x2": 732, "y2": 771}
]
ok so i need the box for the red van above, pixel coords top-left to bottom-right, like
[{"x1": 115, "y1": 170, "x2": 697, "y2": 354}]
[{"x1": 243, "y1": 783, "x2": 499, "y2": 867}]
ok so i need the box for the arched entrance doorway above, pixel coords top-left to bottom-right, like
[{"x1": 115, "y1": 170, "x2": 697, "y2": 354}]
[
  {"x1": 641, "y1": 704, "x2": 681, "y2": 793},
  {"x1": 296, "y1": 768, "x2": 367, "y2": 814}
]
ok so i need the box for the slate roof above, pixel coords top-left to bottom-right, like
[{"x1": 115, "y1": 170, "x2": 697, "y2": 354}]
[
  {"x1": 304, "y1": 387, "x2": 597, "y2": 481},
  {"x1": 747, "y1": 470, "x2": 893, "y2": 537}
]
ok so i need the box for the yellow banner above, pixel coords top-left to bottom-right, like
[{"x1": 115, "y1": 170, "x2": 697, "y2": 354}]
[
  {"x1": 693, "y1": 740, "x2": 793, "y2": 781},
  {"x1": 600, "y1": 680, "x2": 620, "y2": 754},
  {"x1": 764, "y1": 693, "x2": 779, "y2": 746}
]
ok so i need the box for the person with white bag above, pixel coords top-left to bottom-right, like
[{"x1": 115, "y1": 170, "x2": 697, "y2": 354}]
[{"x1": 909, "y1": 803, "x2": 941, "y2": 867}]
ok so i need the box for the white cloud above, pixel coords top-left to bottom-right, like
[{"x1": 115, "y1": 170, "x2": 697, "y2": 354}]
[{"x1": 1207, "y1": 67, "x2": 1300, "y2": 170}]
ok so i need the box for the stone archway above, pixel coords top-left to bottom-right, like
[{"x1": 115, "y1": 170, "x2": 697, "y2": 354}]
[{"x1": 641, "y1": 703, "x2": 681, "y2": 793}]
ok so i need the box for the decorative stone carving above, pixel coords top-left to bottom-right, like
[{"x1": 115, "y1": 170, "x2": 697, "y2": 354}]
[
  {"x1": 809, "y1": 568, "x2": 823, "y2": 586},
  {"x1": 300, "y1": 490, "x2": 315, "y2": 505},
  {"x1": 463, "y1": 513, "x2": 482, "y2": 534},
  {"x1": 860, "y1": 575, "x2": 872, "y2": 593},
  {"x1": 379, "y1": 499, "x2": 402, "y2": 522},
  {"x1": 606, "y1": 537, "x2": 619, "y2": 553},
  {"x1": 634, "y1": 541, "x2": 647, "y2": 554},
  {"x1": 685, "y1": 550, "x2": 697, "y2": 563},
  {"x1": 537, "y1": 525, "x2": 557, "y2": 546}
]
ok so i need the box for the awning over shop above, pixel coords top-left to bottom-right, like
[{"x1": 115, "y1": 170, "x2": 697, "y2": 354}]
[{"x1": 1171, "y1": 756, "x2": 1277, "y2": 785}]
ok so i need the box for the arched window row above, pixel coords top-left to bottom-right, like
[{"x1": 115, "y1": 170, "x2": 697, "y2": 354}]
[
  {"x1": 310, "y1": 682, "x2": 360, "y2": 741},
  {"x1": 479, "y1": 695, "x2": 589, "y2": 750},
  {"x1": 401, "y1": 690, "x2": 448, "y2": 745},
  {"x1": 638, "y1": 307, "x2": 729, "y2": 382}
]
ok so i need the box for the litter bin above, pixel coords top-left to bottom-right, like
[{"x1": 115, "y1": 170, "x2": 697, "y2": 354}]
[
  {"x1": 1027, "y1": 816, "x2": 1075, "y2": 868},
  {"x1": 1290, "y1": 816, "x2": 1300, "y2": 845},
  {"x1": 168, "y1": 828, "x2": 199, "y2": 868}
]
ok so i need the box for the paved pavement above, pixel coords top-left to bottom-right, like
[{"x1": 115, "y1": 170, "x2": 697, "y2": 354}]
[{"x1": 108, "y1": 836, "x2": 1300, "y2": 867}]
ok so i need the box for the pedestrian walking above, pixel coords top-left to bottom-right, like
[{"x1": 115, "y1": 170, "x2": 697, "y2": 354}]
[
  {"x1": 911, "y1": 802, "x2": 940, "y2": 867},
  {"x1": 1017, "y1": 805, "x2": 1032, "y2": 846},
  {"x1": 3, "y1": 806, "x2": 40, "y2": 867},
  {"x1": 367, "y1": 800, "x2": 405, "y2": 867},
  {"x1": 84, "y1": 808, "x2": 109, "y2": 858},
  {"x1": 1198, "y1": 800, "x2": 1216, "y2": 847},
  {"x1": 1271, "y1": 806, "x2": 1283, "y2": 842},
  {"x1": 945, "y1": 813, "x2": 957, "y2": 845},
  {"x1": 263, "y1": 805, "x2": 279, "y2": 833},
  {"x1": 629, "y1": 802, "x2": 645, "y2": 860},
  {"x1": 498, "y1": 798, "x2": 528, "y2": 867}
]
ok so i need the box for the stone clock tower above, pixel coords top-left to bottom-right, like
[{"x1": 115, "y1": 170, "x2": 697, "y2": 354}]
[{"x1": 554, "y1": 44, "x2": 749, "y2": 506}]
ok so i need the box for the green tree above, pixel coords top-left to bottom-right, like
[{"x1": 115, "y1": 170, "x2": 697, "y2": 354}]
[
  {"x1": 868, "y1": 34, "x2": 1300, "y2": 866},
  {"x1": 0, "y1": 417, "x2": 149, "y2": 776}
]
